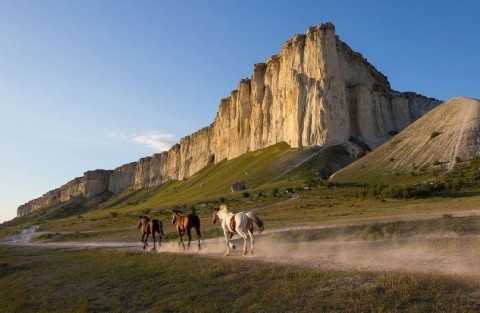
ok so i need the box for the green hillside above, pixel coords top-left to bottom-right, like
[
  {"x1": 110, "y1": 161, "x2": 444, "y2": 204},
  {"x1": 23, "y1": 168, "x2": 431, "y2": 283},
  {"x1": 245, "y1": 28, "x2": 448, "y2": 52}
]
[{"x1": 0, "y1": 141, "x2": 365, "y2": 237}]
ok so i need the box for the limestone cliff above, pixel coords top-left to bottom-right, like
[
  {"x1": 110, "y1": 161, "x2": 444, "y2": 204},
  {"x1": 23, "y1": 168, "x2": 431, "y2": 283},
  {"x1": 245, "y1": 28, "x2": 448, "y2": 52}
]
[
  {"x1": 17, "y1": 170, "x2": 111, "y2": 217},
  {"x1": 17, "y1": 22, "x2": 440, "y2": 217}
]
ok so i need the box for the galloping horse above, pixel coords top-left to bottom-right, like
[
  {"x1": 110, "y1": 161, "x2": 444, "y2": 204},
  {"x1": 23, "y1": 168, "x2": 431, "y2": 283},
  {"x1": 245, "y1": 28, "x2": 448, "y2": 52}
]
[
  {"x1": 137, "y1": 215, "x2": 164, "y2": 250},
  {"x1": 171, "y1": 209, "x2": 202, "y2": 250},
  {"x1": 212, "y1": 204, "x2": 264, "y2": 256}
]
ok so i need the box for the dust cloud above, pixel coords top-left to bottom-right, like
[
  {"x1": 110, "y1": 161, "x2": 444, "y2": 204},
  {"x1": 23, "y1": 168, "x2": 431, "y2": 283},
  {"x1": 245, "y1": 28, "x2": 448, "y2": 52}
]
[
  {"x1": 4, "y1": 226, "x2": 480, "y2": 276},
  {"x1": 152, "y1": 235, "x2": 480, "y2": 276}
]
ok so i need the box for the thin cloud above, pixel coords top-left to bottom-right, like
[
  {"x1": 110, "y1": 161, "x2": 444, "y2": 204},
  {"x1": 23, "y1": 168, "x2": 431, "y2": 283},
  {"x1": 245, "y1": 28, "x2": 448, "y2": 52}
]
[{"x1": 132, "y1": 132, "x2": 178, "y2": 152}]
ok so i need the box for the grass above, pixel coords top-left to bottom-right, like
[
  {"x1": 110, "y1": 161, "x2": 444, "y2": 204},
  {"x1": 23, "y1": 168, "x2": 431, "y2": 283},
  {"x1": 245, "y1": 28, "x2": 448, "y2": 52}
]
[
  {"x1": 6, "y1": 140, "x2": 480, "y2": 241},
  {"x1": 265, "y1": 215, "x2": 480, "y2": 242},
  {"x1": 0, "y1": 245, "x2": 479, "y2": 312},
  {"x1": 5, "y1": 183, "x2": 480, "y2": 244}
]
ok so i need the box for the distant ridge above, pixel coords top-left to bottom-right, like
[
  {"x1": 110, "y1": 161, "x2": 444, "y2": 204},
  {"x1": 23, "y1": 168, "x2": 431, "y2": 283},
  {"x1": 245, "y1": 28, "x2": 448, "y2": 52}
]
[{"x1": 332, "y1": 97, "x2": 480, "y2": 183}]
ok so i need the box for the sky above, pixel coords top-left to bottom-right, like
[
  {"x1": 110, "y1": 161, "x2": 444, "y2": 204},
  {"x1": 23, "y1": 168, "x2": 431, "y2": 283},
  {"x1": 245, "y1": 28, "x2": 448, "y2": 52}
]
[{"x1": 1, "y1": 1, "x2": 479, "y2": 223}]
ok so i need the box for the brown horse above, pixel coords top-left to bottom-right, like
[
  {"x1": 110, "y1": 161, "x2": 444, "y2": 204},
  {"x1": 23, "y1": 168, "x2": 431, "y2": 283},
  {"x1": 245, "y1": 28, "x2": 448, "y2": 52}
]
[
  {"x1": 137, "y1": 215, "x2": 164, "y2": 250},
  {"x1": 171, "y1": 209, "x2": 202, "y2": 250}
]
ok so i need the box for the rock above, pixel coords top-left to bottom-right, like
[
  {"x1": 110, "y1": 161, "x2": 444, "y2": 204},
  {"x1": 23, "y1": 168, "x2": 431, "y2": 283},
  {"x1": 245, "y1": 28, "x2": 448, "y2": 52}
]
[
  {"x1": 231, "y1": 181, "x2": 247, "y2": 192},
  {"x1": 17, "y1": 22, "x2": 440, "y2": 217}
]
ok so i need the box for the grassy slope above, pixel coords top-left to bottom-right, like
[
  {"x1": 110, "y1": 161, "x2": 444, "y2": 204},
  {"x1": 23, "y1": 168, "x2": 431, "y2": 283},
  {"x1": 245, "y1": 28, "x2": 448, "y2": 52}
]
[{"x1": 3, "y1": 140, "x2": 480, "y2": 241}]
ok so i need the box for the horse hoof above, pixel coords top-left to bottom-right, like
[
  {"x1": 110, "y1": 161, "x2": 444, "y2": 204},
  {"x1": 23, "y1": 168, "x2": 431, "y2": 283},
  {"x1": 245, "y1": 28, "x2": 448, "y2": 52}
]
[{"x1": 232, "y1": 245, "x2": 236, "y2": 250}]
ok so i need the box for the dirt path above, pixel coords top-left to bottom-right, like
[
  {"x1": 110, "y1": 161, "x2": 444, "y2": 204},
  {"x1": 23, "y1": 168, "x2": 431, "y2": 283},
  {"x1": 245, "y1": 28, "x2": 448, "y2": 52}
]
[{"x1": 3, "y1": 209, "x2": 480, "y2": 277}]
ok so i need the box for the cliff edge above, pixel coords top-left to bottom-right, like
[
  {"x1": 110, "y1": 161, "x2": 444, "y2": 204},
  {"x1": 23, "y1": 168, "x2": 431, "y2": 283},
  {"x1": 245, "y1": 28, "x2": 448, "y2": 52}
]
[{"x1": 17, "y1": 22, "x2": 440, "y2": 217}]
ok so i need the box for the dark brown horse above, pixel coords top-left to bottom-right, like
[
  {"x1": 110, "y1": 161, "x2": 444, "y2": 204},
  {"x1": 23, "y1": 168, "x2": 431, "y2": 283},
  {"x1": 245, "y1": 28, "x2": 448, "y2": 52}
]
[
  {"x1": 171, "y1": 209, "x2": 202, "y2": 250},
  {"x1": 137, "y1": 215, "x2": 164, "y2": 250}
]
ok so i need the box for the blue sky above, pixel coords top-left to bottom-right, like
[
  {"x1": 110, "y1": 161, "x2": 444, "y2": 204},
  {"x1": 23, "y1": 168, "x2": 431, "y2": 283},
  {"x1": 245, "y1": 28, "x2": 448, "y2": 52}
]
[{"x1": 1, "y1": 1, "x2": 479, "y2": 223}]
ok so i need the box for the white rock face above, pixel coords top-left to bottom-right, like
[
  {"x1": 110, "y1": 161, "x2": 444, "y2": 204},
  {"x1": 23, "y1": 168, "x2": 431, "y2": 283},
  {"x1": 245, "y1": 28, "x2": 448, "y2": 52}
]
[
  {"x1": 17, "y1": 22, "x2": 440, "y2": 217},
  {"x1": 132, "y1": 22, "x2": 437, "y2": 187},
  {"x1": 108, "y1": 163, "x2": 136, "y2": 193}
]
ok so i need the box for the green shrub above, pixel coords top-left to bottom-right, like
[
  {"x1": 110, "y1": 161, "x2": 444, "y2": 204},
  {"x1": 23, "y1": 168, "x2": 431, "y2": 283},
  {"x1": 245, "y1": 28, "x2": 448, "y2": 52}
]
[{"x1": 430, "y1": 131, "x2": 441, "y2": 139}]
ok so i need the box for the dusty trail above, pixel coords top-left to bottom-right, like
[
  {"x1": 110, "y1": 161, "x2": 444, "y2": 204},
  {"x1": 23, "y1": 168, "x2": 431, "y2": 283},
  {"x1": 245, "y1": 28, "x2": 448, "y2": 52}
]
[{"x1": 3, "y1": 216, "x2": 480, "y2": 277}]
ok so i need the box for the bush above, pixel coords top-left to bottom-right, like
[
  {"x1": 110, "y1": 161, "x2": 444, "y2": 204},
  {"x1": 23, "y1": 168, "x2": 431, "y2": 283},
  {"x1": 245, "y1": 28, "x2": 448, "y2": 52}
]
[
  {"x1": 430, "y1": 131, "x2": 441, "y2": 139},
  {"x1": 468, "y1": 157, "x2": 480, "y2": 180},
  {"x1": 109, "y1": 212, "x2": 118, "y2": 218},
  {"x1": 242, "y1": 192, "x2": 250, "y2": 198},
  {"x1": 383, "y1": 182, "x2": 447, "y2": 199}
]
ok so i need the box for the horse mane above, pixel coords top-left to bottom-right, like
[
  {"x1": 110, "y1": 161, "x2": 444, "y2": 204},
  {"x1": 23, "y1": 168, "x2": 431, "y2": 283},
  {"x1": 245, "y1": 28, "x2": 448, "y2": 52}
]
[
  {"x1": 172, "y1": 209, "x2": 186, "y2": 216},
  {"x1": 139, "y1": 215, "x2": 150, "y2": 222},
  {"x1": 219, "y1": 204, "x2": 229, "y2": 214}
]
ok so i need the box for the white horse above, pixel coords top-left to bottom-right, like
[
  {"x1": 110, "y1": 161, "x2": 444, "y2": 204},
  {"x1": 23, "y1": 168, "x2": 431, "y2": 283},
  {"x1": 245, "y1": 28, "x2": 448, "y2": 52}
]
[{"x1": 212, "y1": 204, "x2": 264, "y2": 256}]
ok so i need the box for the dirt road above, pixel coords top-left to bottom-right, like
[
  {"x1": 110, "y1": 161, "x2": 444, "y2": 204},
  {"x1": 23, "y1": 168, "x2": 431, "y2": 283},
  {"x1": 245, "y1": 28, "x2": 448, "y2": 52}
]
[{"x1": 3, "y1": 217, "x2": 480, "y2": 277}]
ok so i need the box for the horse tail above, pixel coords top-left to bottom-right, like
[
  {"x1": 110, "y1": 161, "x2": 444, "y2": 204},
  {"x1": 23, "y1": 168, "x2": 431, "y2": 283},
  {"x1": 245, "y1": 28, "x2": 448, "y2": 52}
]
[
  {"x1": 193, "y1": 215, "x2": 202, "y2": 240},
  {"x1": 159, "y1": 220, "x2": 164, "y2": 236},
  {"x1": 246, "y1": 211, "x2": 264, "y2": 234},
  {"x1": 152, "y1": 219, "x2": 164, "y2": 236}
]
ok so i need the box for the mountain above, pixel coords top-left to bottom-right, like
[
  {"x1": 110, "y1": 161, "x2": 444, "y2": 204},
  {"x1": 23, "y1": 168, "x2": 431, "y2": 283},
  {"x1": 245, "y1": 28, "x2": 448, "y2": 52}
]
[
  {"x1": 17, "y1": 22, "x2": 440, "y2": 217},
  {"x1": 331, "y1": 97, "x2": 480, "y2": 184}
]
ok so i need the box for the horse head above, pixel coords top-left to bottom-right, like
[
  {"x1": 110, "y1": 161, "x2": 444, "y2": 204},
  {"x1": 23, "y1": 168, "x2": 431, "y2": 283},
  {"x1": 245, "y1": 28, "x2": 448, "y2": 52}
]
[
  {"x1": 219, "y1": 204, "x2": 229, "y2": 215},
  {"x1": 137, "y1": 215, "x2": 149, "y2": 229},
  {"x1": 171, "y1": 209, "x2": 184, "y2": 224},
  {"x1": 212, "y1": 207, "x2": 220, "y2": 224}
]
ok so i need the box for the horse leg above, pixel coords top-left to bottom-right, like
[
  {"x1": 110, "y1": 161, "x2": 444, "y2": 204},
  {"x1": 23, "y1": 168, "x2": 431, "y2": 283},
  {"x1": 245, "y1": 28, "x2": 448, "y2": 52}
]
[
  {"x1": 248, "y1": 230, "x2": 255, "y2": 255},
  {"x1": 179, "y1": 232, "x2": 186, "y2": 250},
  {"x1": 229, "y1": 232, "x2": 236, "y2": 249},
  {"x1": 236, "y1": 229, "x2": 248, "y2": 255},
  {"x1": 193, "y1": 223, "x2": 202, "y2": 251},
  {"x1": 155, "y1": 230, "x2": 161, "y2": 247},
  {"x1": 141, "y1": 233, "x2": 147, "y2": 249},
  {"x1": 186, "y1": 229, "x2": 192, "y2": 250},
  {"x1": 152, "y1": 231, "x2": 156, "y2": 250},
  {"x1": 225, "y1": 235, "x2": 231, "y2": 256},
  {"x1": 145, "y1": 233, "x2": 150, "y2": 249},
  {"x1": 223, "y1": 229, "x2": 231, "y2": 256}
]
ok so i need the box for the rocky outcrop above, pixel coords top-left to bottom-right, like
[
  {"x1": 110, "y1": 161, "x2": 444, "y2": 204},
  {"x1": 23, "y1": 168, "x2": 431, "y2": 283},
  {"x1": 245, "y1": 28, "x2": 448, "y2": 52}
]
[{"x1": 17, "y1": 22, "x2": 440, "y2": 217}]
